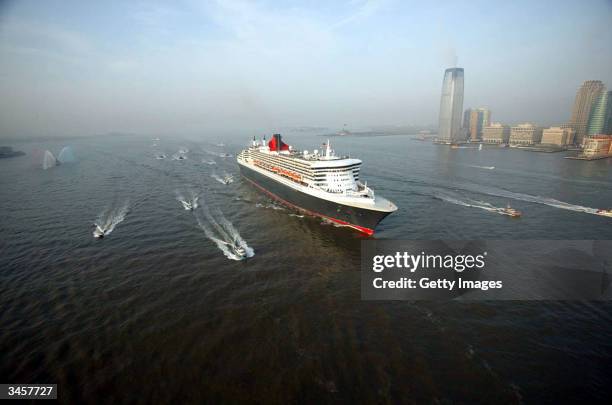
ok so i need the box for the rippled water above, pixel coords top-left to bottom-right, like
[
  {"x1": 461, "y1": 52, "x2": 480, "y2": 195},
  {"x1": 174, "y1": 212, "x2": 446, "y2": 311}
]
[{"x1": 1, "y1": 133, "x2": 611, "y2": 403}]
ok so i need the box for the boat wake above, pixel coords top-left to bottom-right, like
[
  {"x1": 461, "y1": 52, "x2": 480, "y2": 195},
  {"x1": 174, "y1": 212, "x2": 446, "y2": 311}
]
[
  {"x1": 465, "y1": 185, "x2": 599, "y2": 215},
  {"x1": 202, "y1": 159, "x2": 216, "y2": 165},
  {"x1": 195, "y1": 206, "x2": 254, "y2": 261},
  {"x1": 255, "y1": 202, "x2": 285, "y2": 211},
  {"x1": 434, "y1": 193, "x2": 512, "y2": 217},
  {"x1": 204, "y1": 150, "x2": 232, "y2": 158},
  {"x1": 176, "y1": 190, "x2": 199, "y2": 211},
  {"x1": 211, "y1": 172, "x2": 234, "y2": 185},
  {"x1": 93, "y1": 201, "x2": 130, "y2": 238}
]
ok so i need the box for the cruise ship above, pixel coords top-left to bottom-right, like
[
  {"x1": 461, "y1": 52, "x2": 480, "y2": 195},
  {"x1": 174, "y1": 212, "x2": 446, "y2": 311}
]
[{"x1": 237, "y1": 134, "x2": 397, "y2": 235}]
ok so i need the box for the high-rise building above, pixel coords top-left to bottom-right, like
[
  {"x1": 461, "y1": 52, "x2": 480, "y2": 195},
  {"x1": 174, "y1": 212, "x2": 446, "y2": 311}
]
[
  {"x1": 541, "y1": 126, "x2": 575, "y2": 146},
  {"x1": 438, "y1": 68, "x2": 464, "y2": 142},
  {"x1": 469, "y1": 109, "x2": 480, "y2": 141},
  {"x1": 466, "y1": 107, "x2": 491, "y2": 141},
  {"x1": 509, "y1": 123, "x2": 543, "y2": 146},
  {"x1": 463, "y1": 109, "x2": 472, "y2": 131},
  {"x1": 587, "y1": 90, "x2": 612, "y2": 135},
  {"x1": 482, "y1": 122, "x2": 510, "y2": 144},
  {"x1": 569, "y1": 80, "x2": 605, "y2": 144}
]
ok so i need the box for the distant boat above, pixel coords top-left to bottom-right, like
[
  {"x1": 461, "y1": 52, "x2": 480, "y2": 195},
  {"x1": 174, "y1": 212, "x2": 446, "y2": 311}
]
[
  {"x1": 478, "y1": 144, "x2": 483, "y2": 151},
  {"x1": 596, "y1": 208, "x2": 612, "y2": 218},
  {"x1": 499, "y1": 204, "x2": 522, "y2": 218}
]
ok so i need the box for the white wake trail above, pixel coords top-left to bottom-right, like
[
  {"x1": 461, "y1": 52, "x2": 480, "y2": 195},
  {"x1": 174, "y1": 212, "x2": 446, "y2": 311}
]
[
  {"x1": 469, "y1": 185, "x2": 599, "y2": 215},
  {"x1": 435, "y1": 193, "x2": 504, "y2": 215},
  {"x1": 175, "y1": 189, "x2": 199, "y2": 210},
  {"x1": 195, "y1": 205, "x2": 254, "y2": 260},
  {"x1": 93, "y1": 200, "x2": 130, "y2": 237}
]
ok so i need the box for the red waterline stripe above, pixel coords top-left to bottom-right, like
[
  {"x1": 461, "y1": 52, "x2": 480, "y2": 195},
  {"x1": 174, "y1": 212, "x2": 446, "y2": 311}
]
[{"x1": 242, "y1": 175, "x2": 375, "y2": 236}]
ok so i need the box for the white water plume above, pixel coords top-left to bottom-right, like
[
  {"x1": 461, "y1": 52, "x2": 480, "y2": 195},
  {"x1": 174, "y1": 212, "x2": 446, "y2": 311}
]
[
  {"x1": 93, "y1": 201, "x2": 130, "y2": 238},
  {"x1": 42, "y1": 150, "x2": 57, "y2": 170},
  {"x1": 195, "y1": 205, "x2": 254, "y2": 261},
  {"x1": 57, "y1": 146, "x2": 76, "y2": 163}
]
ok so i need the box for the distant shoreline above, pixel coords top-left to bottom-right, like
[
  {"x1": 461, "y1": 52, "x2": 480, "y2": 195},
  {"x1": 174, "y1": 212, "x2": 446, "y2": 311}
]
[
  {"x1": 319, "y1": 132, "x2": 417, "y2": 138},
  {"x1": 0, "y1": 146, "x2": 26, "y2": 158}
]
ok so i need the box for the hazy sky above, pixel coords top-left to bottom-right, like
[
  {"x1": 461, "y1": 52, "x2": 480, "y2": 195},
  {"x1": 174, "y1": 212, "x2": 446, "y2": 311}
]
[{"x1": 1, "y1": 0, "x2": 611, "y2": 137}]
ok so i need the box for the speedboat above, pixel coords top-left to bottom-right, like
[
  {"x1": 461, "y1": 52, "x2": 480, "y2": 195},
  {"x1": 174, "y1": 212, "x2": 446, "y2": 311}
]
[
  {"x1": 596, "y1": 209, "x2": 612, "y2": 218},
  {"x1": 231, "y1": 242, "x2": 247, "y2": 259},
  {"x1": 499, "y1": 204, "x2": 521, "y2": 218},
  {"x1": 221, "y1": 238, "x2": 247, "y2": 258},
  {"x1": 223, "y1": 175, "x2": 234, "y2": 185},
  {"x1": 93, "y1": 224, "x2": 105, "y2": 238},
  {"x1": 181, "y1": 201, "x2": 193, "y2": 210}
]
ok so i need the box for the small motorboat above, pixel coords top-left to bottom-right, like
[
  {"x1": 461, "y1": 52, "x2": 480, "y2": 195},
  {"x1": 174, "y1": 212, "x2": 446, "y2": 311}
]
[
  {"x1": 93, "y1": 224, "x2": 105, "y2": 238},
  {"x1": 222, "y1": 238, "x2": 247, "y2": 259},
  {"x1": 596, "y1": 209, "x2": 612, "y2": 218},
  {"x1": 223, "y1": 175, "x2": 234, "y2": 185},
  {"x1": 156, "y1": 154, "x2": 166, "y2": 159},
  {"x1": 499, "y1": 204, "x2": 521, "y2": 218}
]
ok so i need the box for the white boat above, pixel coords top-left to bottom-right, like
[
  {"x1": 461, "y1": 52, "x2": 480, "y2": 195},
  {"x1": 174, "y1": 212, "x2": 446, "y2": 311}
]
[
  {"x1": 498, "y1": 204, "x2": 521, "y2": 218},
  {"x1": 596, "y1": 209, "x2": 612, "y2": 218}
]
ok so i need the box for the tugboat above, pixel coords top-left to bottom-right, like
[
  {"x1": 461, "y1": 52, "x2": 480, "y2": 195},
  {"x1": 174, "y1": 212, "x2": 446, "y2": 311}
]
[
  {"x1": 596, "y1": 209, "x2": 612, "y2": 218},
  {"x1": 499, "y1": 204, "x2": 521, "y2": 218}
]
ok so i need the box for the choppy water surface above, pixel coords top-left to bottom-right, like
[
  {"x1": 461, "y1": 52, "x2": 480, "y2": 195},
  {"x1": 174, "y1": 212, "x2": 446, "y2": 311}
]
[{"x1": 1, "y1": 133, "x2": 612, "y2": 403}]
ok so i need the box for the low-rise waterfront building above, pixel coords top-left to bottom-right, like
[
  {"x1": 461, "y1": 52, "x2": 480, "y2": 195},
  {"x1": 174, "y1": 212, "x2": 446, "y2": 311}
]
[
  {"x1": 509, "y1": 123, "x2": 542, "y2": 146},
  {"x1": 582, "y1": 135, "x2": 612, "y2": 158},
  {"x1": 482, "y1": 122, "x2": 510, "y2": 144},
  {"x1": 541, "y1": 126, "x2": 575, "y2": 146}
]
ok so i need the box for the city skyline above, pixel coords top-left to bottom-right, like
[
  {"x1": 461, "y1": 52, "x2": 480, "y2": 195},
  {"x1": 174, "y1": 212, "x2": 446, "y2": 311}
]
[{"x1": 0, "y1": 0, "x2": 611, "y2": 138}]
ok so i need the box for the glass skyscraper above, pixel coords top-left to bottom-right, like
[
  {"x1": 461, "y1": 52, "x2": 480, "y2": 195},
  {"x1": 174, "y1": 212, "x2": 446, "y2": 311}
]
[
  {"x1": 569, "y1": 80, "x2": 605, "y2": 144},
  {"x1": 587, "y1": 90, "x2": 612, "y2": 136},
  {"x1": 438, "y1": 68, "x2": 464, "y2": 142}
]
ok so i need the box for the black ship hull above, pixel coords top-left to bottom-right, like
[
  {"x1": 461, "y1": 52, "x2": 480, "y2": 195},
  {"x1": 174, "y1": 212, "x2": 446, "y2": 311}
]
[{"x1": 239, "y1": 164, "x2": 392, "y2": 235}]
